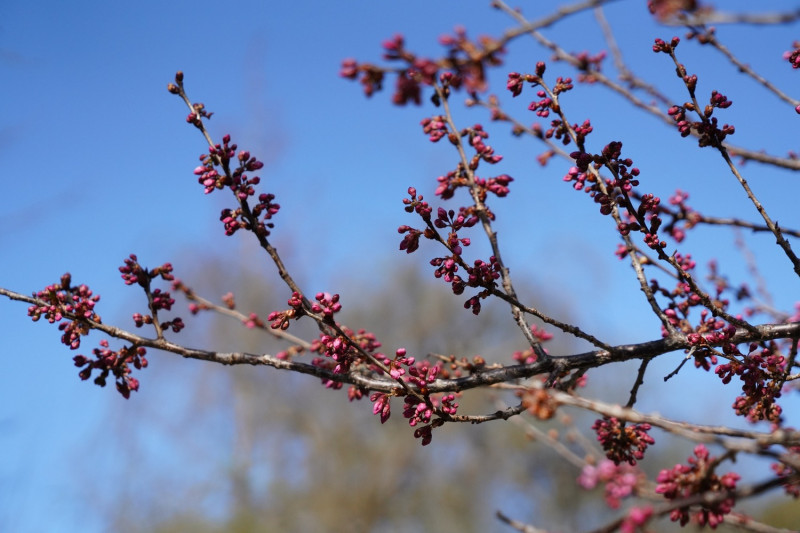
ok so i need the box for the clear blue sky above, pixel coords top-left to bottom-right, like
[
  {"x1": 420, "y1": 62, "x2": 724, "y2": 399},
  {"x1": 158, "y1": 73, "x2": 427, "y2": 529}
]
[{"x1": 2, "y1": 1, "x2": 800, "y2": 531}]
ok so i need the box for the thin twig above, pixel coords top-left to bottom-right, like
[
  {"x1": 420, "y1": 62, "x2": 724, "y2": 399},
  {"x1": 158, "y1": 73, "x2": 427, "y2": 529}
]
[
  {"x1": 626, "y1": 357, "x2": 651, "y2": 408},
  {"x1": 667, "y1": 9, "x2": 800, "y2": 26},
  {"x1": 495, "y1": 510, "x2": 550, "y2": 533},
  {"x1": 687, "y1": 25, "x2": 800, "y2": 109},
  {"x1": 664, "y1": 347, "x2": 695, "y2": 382}
]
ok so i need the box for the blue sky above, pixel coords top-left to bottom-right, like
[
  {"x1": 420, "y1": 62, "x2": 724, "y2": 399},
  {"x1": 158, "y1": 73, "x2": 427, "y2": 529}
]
[{"x1": 2, "y1": 1, "x2": 800, "y2": 531}]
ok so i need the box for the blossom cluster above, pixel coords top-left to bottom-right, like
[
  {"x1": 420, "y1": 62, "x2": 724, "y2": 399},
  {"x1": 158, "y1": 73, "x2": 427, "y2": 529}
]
[
  {"x1": 310, "y1": 326, "x2": 381, "y2": 384},
  {"x1": 267, "y1": 291, "x2": 306, "y2": 330},
  {"x1": 649, "y1": 252, "x2": 731, "y2": 347},
  {"x1": 656, "y1": 445, "x2": 740, "y2": 528},
  {"x1": 578, "y1": 459, "x2": 641, "y2": 509},
  {"x1": 783, "y1": 41, "x2": 800, "y2": 70},
  {"x1": 649, "y1": 252, "x2": 793, "y2": 424},
  {"x1": 340, "y1": 28, "x2": 504, "y2": 106},
  {"x1": 667, "y1": 96, "x2": 735, "y2": 148},
  {"x1": 567, "y1": 140, "x2": 671, "y2": 253},
  {"x1": 27, "y1": 273, "x2": 100, "y2": 350},
  {"x1": 306, "y1": 328, "x2": 458, "y2": 445},
  {"x1": 194, "y1": 135, "x2": 279, "y2": 238},
  {"x1": 120, "y1": 254, "x2": 184, "y2": 334},
  {"x1": 507, "y1": 65, "x2": 593, "y2": 149},
  {"x1": 403, "y1": 392, "x2": 458, "y2": 446},
  {"x1": 171, "y1": 75, "x2": 281, "y2": 240},
  {"x1": 570, "y1": 50, "x2": 607, "y2": 83},
  {"x1": 647, "y1": 0, "x2": 699, "y2": 22},
  {"x1": 397, "y1": 111, "x2": 513, "y2": 315},
  {"x1": 657, "y1": 189, "x2": 701, "y2": 243},
  {"x1": 592, "y1": 417, "x2": 655, "y2": 466},
  {"x1": 619, "y1": 506, "x2": 655, "y2": 533},
  {"x1": 715, "y1": 343, "x2": 786, "y2": 423},
  {"x1": 367, "y1": 351, "x2": 446, "y2": 432},
  {"x1": 771, "y1": 447, "x2": 800, "y2": 498},
  {"x1": 73, "y1": 340, "x2": 147, "y2": 399},
  {"x1": 521, "y1": 388, "x2": 559, "y2": 420}
]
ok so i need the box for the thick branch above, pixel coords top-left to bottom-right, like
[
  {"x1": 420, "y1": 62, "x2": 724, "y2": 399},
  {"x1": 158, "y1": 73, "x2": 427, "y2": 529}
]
[{"x1": 4, "y1": 286, "x2": 799, "y2": 397}]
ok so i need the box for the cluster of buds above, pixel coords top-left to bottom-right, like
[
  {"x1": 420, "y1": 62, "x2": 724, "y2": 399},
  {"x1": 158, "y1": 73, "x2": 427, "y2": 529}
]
[
  {"x1": 655, "y1": 38, "x2": 736, "y2": 147},
  {"x1": 667, "y1": 97, "x2": 735, "y2": 147},
  {"x1": 310, "y1": 327, "x2": 381, "y2": 380},
  {"x1": 267, "y1": 291, "x2": 306, "y2": 330},
  {"x1": 656, "y1": 189, "x2": 701, "y2": 243},
  {"x1": 593, "y1": 417, "x2": 655, "y2": 466},
  {"x1": 119, "y1": 255, "x2": 184, "y2": 334},
  {"x1": 28, "y1": 273, "x2": 100, "y2": 350},
  {"x1": 73, "y1": 340, "x2": 147, "y2": 399},
  {"x1": 656, "y1": 445, "x2": 740, "y2": 528},
  {"x1": 783, "y1": 41, "x2": 800, "y2": 69},
  {"x1": 341, "y1": 28, "x2": 504, "y2": 106},
  {"x1": 648, "y1": 0, "x2": 699, "y2": 22},
  {"x1": 771, "y1": 449, "x2": 800, "y2": 498},
  {"x1": 192, "y1": 135, "x2": 279, "y2": 238},
  {"x1": 521, "y1": 387, "x2": 558, "y2": 420},
  {"x1": 401, "y1": 390, "x2": 458, "y2": 446},
  {"x1": 310, "y1": 292, "x2": 342, "y2": 323},
  {"x1": 716, "y1": 343, "x2": 786, "y2": 423},
  {"x1": 571, "y1": 50, "x2": 607, "y2": 83},
  {"x1": 578, "y1": 458, "x2": 642, "y2": 509}
]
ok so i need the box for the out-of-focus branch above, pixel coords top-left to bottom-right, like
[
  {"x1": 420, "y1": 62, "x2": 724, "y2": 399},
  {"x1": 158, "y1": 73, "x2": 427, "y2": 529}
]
[
  {"x1": 174, "y1": 284, "x2": 311, "y2": 348},
  {"x1": 495, "y1": 510, "x2": 549, "y2": 533},
  {"x1": 667, "y1": 9, "x2": 800, "y2": 26},
  {"x1": 649, "y1": 193, "x2": 800, "y2": 239}
]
